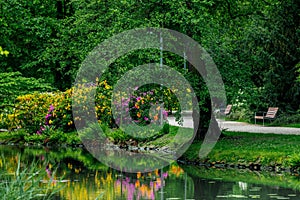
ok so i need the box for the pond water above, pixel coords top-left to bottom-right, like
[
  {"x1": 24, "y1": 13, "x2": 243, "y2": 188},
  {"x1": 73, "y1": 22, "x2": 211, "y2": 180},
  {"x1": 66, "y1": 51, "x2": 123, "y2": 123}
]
[{"x1": 1, "y1": 145, "x2": 300, "y2": 200}]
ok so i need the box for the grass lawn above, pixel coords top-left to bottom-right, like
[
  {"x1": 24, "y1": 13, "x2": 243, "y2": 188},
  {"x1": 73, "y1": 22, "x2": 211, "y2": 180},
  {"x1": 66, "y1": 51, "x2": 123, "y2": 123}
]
[
  {"x1": 182, "y1": 131, "x2": 300, "y2": 169},
  {"x1": 182, "y1": 164, "x2": 300, "y2": 191},
  {"x1": 278, "y1": 123, "x2": 300, "y2": 128}
]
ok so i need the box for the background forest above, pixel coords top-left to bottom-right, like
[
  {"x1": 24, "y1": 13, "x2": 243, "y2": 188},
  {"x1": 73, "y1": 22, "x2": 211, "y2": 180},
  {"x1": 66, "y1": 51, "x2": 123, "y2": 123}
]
[{"x1": 0, "y1": 0, "x2": 299, "y2": 135}]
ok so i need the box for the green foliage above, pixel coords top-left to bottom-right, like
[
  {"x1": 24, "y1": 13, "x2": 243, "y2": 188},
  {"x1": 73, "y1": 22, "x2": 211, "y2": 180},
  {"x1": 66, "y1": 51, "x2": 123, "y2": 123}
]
[
  {"x1": 0, "y1": 0, "x2": 58, "y2": 79},
  {"x1": 24, "y1": 130, "x2": 80, "y2": 145},
  {"x1": 104, "y1": 127, "x2": 131, "y2": 143},
  {"x1": 0, "y1": 155, "x2": 61, "y2": 199},
  {"x1": 296, "y1": 62, "x2": 300, "y2": 83},
  {"x1": 0, "y1": 129, "x2": 27, "y2": 143},
  {"x1": 80, "y1": 122, "x2": 171, "y2": 144},
  {"x1": 0, "y1": 0, "x2": 299, "y2": 128},
  {"x1": 287, "y1": 154, "x2": 300, "y2": 169},
  {"x1": 206, "y1": 0, "x2": 300, "y2": 114},
  {"x1": 272, "y1": 114, "x2": 300, "y2": 126},
  {"x1": 0, "y1": 72, "x2": 53, "y2": 106}
]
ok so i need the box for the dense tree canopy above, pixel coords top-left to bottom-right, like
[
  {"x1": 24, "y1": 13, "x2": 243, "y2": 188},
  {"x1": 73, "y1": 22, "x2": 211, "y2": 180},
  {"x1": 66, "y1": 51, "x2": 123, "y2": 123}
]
[{"x1": 0, "y1": 0, "x2": 299, "y2": 120}]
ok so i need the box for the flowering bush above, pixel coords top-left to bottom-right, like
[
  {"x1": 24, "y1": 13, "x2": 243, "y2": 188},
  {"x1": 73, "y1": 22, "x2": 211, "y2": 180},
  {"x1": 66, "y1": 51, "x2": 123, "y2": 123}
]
[
  {"x1": 128, "y1": 89, "x2": 169, "y2": 126},
  {"x1": 11, "y1": 90, "x2": 73, "y2": 133},
  {"x1": 1, "y1": 80, "x2": 113, "y2": 134},
  {"x1": 1, "y1": 79, "x2": 182, "y2": 143},
  {"x1": 112, "y1": 86, "x2": 178, "y2": 128}
]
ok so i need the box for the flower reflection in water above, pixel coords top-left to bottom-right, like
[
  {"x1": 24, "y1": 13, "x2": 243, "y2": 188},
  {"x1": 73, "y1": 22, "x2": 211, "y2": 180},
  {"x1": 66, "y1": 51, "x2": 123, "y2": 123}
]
[{"x1": 115, "y1": 165, "x2": 183, "y2": 200}]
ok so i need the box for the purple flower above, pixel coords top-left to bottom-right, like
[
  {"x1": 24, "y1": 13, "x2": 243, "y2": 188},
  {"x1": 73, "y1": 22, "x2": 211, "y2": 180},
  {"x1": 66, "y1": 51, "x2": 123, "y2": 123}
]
[
  {"x1": 162, "y1": 110, "x2": 168, "y2": 117},
  {"x1": 144, "y1": 117, "x2": 149, "y2": 121},
  {"x1": 48, "y1": 105, "x2": 54, "y2": 112},
  {"x1": 45, "y1": 114, "x2": 52, "y2": 119},
  {"x1": 37, "y1": 126, "x2": 45, "y2": 135},
  {"x1": 150, "y1": 181, "x2": 153, "y2": 187},
  {"x1": 163, "y1": 172, "x2": 168, "y2": 178}
]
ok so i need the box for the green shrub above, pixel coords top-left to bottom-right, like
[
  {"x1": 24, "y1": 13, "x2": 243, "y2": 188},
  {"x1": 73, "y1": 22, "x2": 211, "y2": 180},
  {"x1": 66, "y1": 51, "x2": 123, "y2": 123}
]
[
  {"x1": 227, "y1": 108, "x2": 253, "y2": 122},
  {"x1": 0, "y1": 72, "x2": 53, "y2": 107},
  {"x1": 0, "y1": 129, "x2": 27, "y2": 143},
  {"x1": 272, "y1": 114, "x2": 300, "y2": 125}
]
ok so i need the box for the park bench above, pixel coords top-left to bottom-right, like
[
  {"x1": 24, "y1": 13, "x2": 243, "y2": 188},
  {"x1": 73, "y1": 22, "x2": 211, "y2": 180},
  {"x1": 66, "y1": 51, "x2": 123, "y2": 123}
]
[
  {"x1": 224, "y1": 104, "x2": 232, "y2": 115},
  {"x1": 214, "y1": 104, "x2": 232, "y2": 118},
  {"x1": 254, "y1": 107, "x2": 279, "y2": 126}
]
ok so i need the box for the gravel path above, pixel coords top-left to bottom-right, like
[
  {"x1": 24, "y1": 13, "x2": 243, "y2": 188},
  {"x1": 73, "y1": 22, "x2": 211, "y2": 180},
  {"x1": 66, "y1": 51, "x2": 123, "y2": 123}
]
[{"x1": 167, "y1": 116, "x2": 300, "y2": 135}]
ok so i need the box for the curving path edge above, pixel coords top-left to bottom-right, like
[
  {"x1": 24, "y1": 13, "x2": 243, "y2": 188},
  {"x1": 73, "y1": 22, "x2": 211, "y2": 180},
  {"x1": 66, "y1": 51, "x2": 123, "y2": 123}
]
[{"x1": 167, "y1": 116, "x2": 300, "y2": 135}]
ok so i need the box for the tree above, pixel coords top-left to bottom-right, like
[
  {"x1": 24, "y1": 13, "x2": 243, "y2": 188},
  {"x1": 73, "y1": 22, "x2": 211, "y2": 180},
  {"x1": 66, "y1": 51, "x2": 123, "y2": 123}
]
[{"x1": 1, "y1": 0, "x2": 299, "y2": 134}]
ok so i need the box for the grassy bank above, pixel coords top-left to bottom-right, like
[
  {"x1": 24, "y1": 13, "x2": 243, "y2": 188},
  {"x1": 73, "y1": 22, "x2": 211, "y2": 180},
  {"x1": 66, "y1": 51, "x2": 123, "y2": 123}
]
[
  {"x1": 182, "y1": 131, "x2": 300, "y2": 170},
  {"x1": 181, "y1": 165, "x2": 300, "y2": 191},
  {"x1": 0, "y1": 129, "x2": 81, "y2": 146},
  {"x1": 1, "y1": 126, "x2": 300, "y2": 170}
]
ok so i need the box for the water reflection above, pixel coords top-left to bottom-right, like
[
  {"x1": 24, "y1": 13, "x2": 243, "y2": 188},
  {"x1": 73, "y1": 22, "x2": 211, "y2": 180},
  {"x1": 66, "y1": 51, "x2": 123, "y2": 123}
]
[{"x1": 1, "y1": 145, "x2": 300, "y2": 200}]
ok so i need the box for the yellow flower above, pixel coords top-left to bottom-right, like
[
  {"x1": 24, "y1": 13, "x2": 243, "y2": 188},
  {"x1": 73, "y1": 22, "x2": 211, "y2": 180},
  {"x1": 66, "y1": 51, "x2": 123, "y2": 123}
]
[
  {"x1": 105, "y1": 85, "x2": 111, "y2": 90},
  {"x1": 135, "y1": 180, "x2": 140, "y2": 188},
  {"x1": 49, "y1": 120, "x2": 53, "y2": 125},
  {"x1": 137, "y1": 172, "x2": 141, "y2": 179},
  {"x1": 186, "y1": 88, "x2": 191, "y2": 93},
  {"x1": 3, "y1": 50, "x2": 9, "y2": 56},
  {"x1": 65, "y1": 104, "x2": 71, "y2": 110}
]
